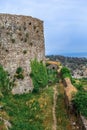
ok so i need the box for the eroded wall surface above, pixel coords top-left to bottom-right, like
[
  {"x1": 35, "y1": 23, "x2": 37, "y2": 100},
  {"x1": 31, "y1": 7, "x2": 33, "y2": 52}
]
[{"x1": 0, "y1": 14, "x2": 45, "y2": 94}]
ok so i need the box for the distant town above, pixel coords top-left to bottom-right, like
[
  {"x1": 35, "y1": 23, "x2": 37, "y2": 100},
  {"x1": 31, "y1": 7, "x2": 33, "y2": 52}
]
[{"x1": 46, "y1": 55, "x2": 87, "y2": 79}]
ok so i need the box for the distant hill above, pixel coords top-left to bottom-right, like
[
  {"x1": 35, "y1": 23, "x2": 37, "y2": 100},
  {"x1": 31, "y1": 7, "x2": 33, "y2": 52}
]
[
  {"x1": 46, "y1": 55, "x2": 87, "y2": 78},
  {"x1": 46, "y1": 52, "x2": 87, "y2": 58}
]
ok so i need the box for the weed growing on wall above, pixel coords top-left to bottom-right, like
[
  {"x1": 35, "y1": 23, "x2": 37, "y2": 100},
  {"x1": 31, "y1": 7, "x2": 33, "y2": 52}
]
[
  {"x1": 15, "y1": 67, "x2": 24, "y2": 79},
  {"x1": 0, "y1": 65, "x2": 10, "y2": 95}
]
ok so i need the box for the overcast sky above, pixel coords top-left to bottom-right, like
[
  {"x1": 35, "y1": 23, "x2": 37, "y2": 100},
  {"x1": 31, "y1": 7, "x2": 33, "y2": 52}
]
[{"x1": 0, "y1": 0, "x2": 87, "y2": 55}]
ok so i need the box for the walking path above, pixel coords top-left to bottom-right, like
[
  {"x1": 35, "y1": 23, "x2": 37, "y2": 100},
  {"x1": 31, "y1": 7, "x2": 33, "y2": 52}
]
[{"x1": 52, "y1": 85, "x2": 58, "y2": 130}]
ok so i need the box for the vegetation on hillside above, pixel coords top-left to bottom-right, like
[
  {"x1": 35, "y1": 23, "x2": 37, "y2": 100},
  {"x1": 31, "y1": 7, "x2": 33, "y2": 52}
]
[
  {"x1": 0, "y1": 58, "x2": 87, "y2": 129},
  {"x1": 30, "y1": 59, "x2": 48, "y2": 92},
  {"x1": 70, "y1": 78, "x2": 87, "y2": 118},
  {"x1": 60, "y1": 65, "x2": 87, "y2": 119},
  {"x1": 1, "y1": 86, "x2": 53, "y2": 130},
  {"x1": 47, "y1": 55, "x2": 87, "y2": 77},
  {"x1": 0, "y1": 65, "x2": 11, "y2": 96},
  {"x1": 47, "y1": 68, "x2": 58, "y2": 84},
  {"x1": 0, "y1": 59, "x2": 59, "y2": 129},
  {"x1": 30, "y1": 59, "x2": 59, "y2": 92},
  {"x1": 72, "y1": 91, "x2": 87, "y2": 118},
  {"x1": 61, "y1": 66, "x2": 71, "y2": 79},
  {"x1": 79, "y1": 78, "x2": 87, "y2": 90}
]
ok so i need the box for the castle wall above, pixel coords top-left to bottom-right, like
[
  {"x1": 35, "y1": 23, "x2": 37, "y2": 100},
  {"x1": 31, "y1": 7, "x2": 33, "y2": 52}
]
[
  {"x1": 0, "y1": 14, "x2": 45, "y2": 94},
  {"x1": 63, "y1": 78, "x2": 87, "y2": 130}
]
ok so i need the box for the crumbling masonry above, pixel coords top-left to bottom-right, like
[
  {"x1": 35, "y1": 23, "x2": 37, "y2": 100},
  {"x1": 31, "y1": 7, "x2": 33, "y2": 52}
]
[{"x1": 0, "y1": 13, "x2": 45, "y2": 94}]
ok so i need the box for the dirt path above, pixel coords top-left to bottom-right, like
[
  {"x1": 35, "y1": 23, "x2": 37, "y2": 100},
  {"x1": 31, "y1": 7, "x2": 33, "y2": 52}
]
[{"x1": 52, "y1": 85, "x2": 58, "y2": 130}]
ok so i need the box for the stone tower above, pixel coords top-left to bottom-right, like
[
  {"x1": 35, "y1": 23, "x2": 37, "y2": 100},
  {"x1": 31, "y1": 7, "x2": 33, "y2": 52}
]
[{"x1": 0, "y1": 13, "x2": 45, "y2": 94}]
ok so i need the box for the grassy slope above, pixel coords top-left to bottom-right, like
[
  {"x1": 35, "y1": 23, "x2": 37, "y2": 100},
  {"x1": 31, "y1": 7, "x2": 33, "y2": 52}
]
[
  {"x1": 1, "y1": 86, "x2": 53, "y2": 130},
  {"x1": 1, "y1": 83, "x2": 79, "y2": 130}
]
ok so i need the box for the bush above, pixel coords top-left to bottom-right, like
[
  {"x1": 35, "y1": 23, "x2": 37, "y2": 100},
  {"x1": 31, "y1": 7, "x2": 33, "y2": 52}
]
[
  {"x1": 47, "y1": 68, "x2": 58, "y2": 84},
  {"x1": 0, "y1": 65, "x2": 10, "y2": 95},
  {"x1": 71, "y1": 78, "x2": 76, "y2": 84},
  {"x1": 30, "y1": 59, "x2": 48, "y2": 92},
  {"x1": 16, "y1": 67, "x2": 23, "y2": 74},
  {"x1": 15, "y1": 67, "x2": 24, "y2": 79},
  {"x1": 72, "y1": 91, "x2": 87, "y2": 118},
  {"x1": 74, "y1": 83, "x2": 83, "y2": 91},
  {"x1": 61, "y1": 67, "x2": 71, "y2": 79}
]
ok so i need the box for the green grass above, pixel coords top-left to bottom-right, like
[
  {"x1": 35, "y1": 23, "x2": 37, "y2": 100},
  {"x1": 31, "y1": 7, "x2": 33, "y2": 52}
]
[{"x1": 1, "y1": 86, "x2": 53, "y2": 130}]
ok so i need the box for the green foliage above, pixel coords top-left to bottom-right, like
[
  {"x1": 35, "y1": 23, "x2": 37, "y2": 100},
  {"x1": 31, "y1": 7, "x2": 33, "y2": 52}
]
[
  {"x1": 2, "y1": 93, "x2": 45, "y2": 130},
  {"x1": 30, "y1": 59, "x2": 48, "y2": 92},
  {"x1": 0, "y1": 65, "x2": 10, "y2": 95},
  {"x1": 74, "y1": 83, "x2": 83, "y2": 91},
  {"x1": 72, "y1": 91, "x2": 87, "y2": 118},
  {"x1": 79, "y1": 78, "x2": 87, "y2": 88},
  {"x1": 71, "y1": 78, "x2": 76, "y2": 84},
  {"x1": 61, "y1": 67, "x2": 71, "y2": 79},
  {"x1": 15, "y1": 67, "x2": 24, "y2": 79},
  {"x1": 72, "y1": 78, "x2": 87, "y2": 118},
  {"x1": 16, "y1": 67, "x2": 23, "y2": 74},
  {"x1": 47, "y1": 68, "x2": 59, "y2": 84},
  {"x1": 1, "y1": 86, "x2": 54, "y2": 130}
]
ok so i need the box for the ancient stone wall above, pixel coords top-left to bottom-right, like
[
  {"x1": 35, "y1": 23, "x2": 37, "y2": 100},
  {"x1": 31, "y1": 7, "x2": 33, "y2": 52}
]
[
  {"x1": 63, "y1": 78, "x2": 87, "y2": 130},
  {"x1": 0, "y1": 13, "x2": 45, "y2": 94}
]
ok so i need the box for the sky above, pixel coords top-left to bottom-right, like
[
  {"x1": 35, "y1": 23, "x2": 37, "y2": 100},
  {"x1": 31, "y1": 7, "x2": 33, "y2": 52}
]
[{"x1": 0, "y1": 0, "x2": 87, "y2": 56}]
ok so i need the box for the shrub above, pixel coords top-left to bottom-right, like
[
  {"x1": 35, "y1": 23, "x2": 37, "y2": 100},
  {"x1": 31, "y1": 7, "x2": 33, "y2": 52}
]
[
  {"x1": 72, "y1": 91, "x2": 87, "y2": 118},
  {"x1": 47, "y1": 68, "x2": 58, "y2": 84},
  {"x1": 16, "y1": 67, "x2": 23, "y2": 74},
  {"x1": 15, "y1": 67, "x2": 24, "y2": 80},
  {"x1": 74, "y1": 83, "x2": 83, "y2": 91},
  {"x1": 0, "y1": 65, "x2": 10, "y2": 95},
  {"x1": 61, "y1": 67, "x2": 71, "y2": 79},
  {"x1": 30, "y1": 59, "x2": 48, "y2": 92},
  {"x1": 71, "y1": 78, "x2": 76, "y2": 84}
]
